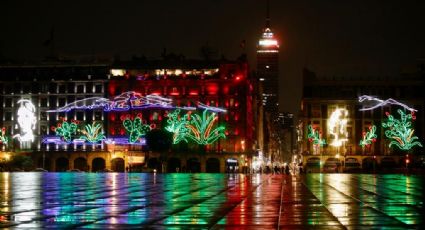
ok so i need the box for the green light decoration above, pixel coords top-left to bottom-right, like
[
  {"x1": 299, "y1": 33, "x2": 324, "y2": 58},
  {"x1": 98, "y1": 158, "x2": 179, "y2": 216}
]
[
  {"x1": 52, "y1": 119, "x2": 78, "y2": 143},
  {"x1": 122, "y1": 116, "x2": 151, "y2": 143},
  {"x1": 79, "y1": 122, "x2": 106, "y2": 143},
  {"x1": 382, "y1": 109, "x2": 422, "y2": 150},
  {"x1": 307, "y1": 125, "x2": 325, "y2": 146},
  {"x1": 185, "y1": 110, "x2": 226, "y2": 145},
  {"x1": 359, "y1": 125, "x2": 377, "y2": 147},
  {"x1": 0, "y1": 127, "x2": 9, "y2": 146},
  {"x1": 164, "y1": 109, "x2": 189, "y2": 144}
]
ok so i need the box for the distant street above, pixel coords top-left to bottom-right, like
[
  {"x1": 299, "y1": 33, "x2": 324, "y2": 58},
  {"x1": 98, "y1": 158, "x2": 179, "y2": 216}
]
[{"x1": 0, "y1": 173, "x2": 423, "y2": 229}]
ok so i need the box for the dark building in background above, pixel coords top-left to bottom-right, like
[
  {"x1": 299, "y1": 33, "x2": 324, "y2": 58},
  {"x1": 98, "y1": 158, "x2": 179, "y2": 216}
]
[
  {"x1": 255, "y1": 7, "x2": 281, "y2": 168},
  {"x1": 299, "y1": 67, "x2": 425, "y2": 172}
]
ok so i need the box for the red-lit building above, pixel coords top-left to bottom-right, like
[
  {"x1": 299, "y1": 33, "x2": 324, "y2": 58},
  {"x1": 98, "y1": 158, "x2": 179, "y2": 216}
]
[{"x1": 107, "y1": 58, "x2": 255, "y2": 173}]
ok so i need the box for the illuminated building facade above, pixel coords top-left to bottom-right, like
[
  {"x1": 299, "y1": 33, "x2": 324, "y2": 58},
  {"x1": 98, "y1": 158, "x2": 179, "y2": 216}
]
[
  {"x1": 299, "y1": 68, "x2": 424, "y2": 171},
  {"x1": 0, "y1": 58, "x2": 254, "y2": 173},
  {"x1": 0, "y1": 63, "x2": 109, "y2": 171},
  {"x1": 108, "y1": 58, "x2": 254, "y2": 173}
]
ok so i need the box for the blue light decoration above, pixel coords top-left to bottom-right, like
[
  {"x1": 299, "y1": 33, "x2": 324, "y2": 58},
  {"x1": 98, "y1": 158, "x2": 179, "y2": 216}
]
[
  {"x1": 45, "y1": 92, "x2": 220, "y2": 112},
  {"x1": 358, "y1": 95, "x2": 417, "y2": 112},
  {"x1": 44, "y1": 92, "x2": 228, "y2": 146}
]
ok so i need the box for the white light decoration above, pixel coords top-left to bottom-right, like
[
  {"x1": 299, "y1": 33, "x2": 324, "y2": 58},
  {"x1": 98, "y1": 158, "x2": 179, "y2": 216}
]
[
  {"x1": 358, "y1": 95, "x2": 417, "y2": 112},
  {"x1": 13, "y1": 99, "x2": 36, "y2": 142},
  {"x1": 328, "y1": 108, "x2": 349, "y2": 147}
]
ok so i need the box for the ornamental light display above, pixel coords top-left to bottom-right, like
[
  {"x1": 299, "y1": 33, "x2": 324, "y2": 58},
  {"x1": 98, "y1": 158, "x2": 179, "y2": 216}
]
[
  {"x1": 307, "y1": 125, "x2": 326, "y2": 146},
  {"x1": 52, "y1": 119, "x2": 79, "y2": 143},
  {"x1": 359, "y1": 125, "x2": 377, "y2": 148},
  {"x1": 13, "y1": 99, "x2": 36, "y2": 142},
  {"x1": 164, "y1": 109, "x2": 189, "y2": 144},
  {"x1": 328, "y1": 108, "x2": 349, "y2": 147},
  {"x1": 79, "y1": 122, "x2": 106, "y2": 143},
  {"x1": 382, "y1": 109, "x2": 422, "y2": 151},
  {"x1": 0, "y1": 127, "x2": 9, "y2": 146},
  {"x1": 122, "y1": 115, "x2": 152, "y2": 143},
  {"x1": 358, "y1": 95, "x2": 417, "y2": 112},
  {"x1": 185, "y1": 110, "x2": 226, "y2": 145}
]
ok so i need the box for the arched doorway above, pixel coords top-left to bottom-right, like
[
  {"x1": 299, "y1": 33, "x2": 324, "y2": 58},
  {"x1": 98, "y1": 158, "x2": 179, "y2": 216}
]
[
  {"x1": 38, "y1": 157, "x2": 51, "y2": 171},
  {"x1": 306, "y1": 157, "x2": 320, "y2": 173},
  {"x1": 187, "y1": 158, "x2": 201, "y2": 173},
  {"x1": 148, "y1": 158, "x2": 159, "y2": 171},
  {"x1": 111, "y1": 158, "x2": 125, "y2": 172},
  {"x1": 55, "y1": 157, "x2": 69, "y2": 172},
  {"x1": 362, "y1": 157, "x2": 377, "y2": 172},
  {"x1": 167, "y1": 157, "x2": 181, "y2": 173},
  {"x1": 74, "y1": 157, "x2": 87, "y2": 172},
  {"x1": 381, "y1": 157, "x2": 397, "y2": 168},
  {"x1": 92, "y1": 158, "x2": 106, "y2": 172},
  {"x1": 225, "y1": 158, "x2": 238, "y2": 173},
  {"x1": 344, "y1": 157, "x2": 361, "y2": 172},
  {"x1": 324, "y1": 157, "x2": 341, "y2": 173},
  {"x1": 206, "y1": 158, "x2": 220, "y2": 173}
]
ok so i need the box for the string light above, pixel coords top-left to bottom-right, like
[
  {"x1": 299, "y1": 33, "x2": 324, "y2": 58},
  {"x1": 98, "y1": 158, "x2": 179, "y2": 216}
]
[
  {"x1": 358, "y1": 95, "x2": 417, "y2": 112},
  {"x1": 382, "y1": 109, "x2": 422, "y2": 150},
  {"x1": 328, "y1": 108, "x2": 348, "y2": 147},
  {"x1": 359, "y1": 125, "x2": 377, "y2": 147}
]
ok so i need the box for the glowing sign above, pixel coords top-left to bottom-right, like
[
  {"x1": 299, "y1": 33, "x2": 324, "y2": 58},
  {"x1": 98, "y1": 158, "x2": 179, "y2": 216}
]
[
  {"x1": 382, "y1": 110, "x2": 422, "y2": 150},
  {"x1": 307, "y1": 125, "x2": 326, "y2": 146},
  {"x1": 328, "y1": 108, "x2": 348, "y2": 147},
  {"x1": 52, "y1": 119, "x2": 78, "y2": 143},
  {"x1": 165, "y1": 109, "x2": 189, "y2": 144},
  {"x1": 259, "y1": 39, "x2": 278, "y2": 46},
  {"x1": 0, "y1": 127, "x2": 9, "y2": 146},
  {"x1": 359, "y1": 125, "x2": 377, "y2": 147},
  {"x1": 46, "y1": 91, "x2": 225, "y2": 113},
  {"x1": 165, "y1": 109, "x2": 226, "y2": 145},
  {"x1": 79, "y1": 122, "x2": 106, "y2": 143},
  {"x1": 13, "y1": 99, "x2": 36, "y2": 142},
  {"x1": 358, "y1": 95, "x2": 417, "y2": 112},
  {"x1": 122, "y1": 115, "x2": 152, "y2": 143},
  {"x1": 185, "y1": 110, "x2": 226, "y2": 145}
]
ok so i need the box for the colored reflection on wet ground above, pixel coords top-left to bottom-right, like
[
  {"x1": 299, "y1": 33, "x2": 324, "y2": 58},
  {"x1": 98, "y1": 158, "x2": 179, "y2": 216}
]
[{"x1": 0, "y1": 173, "x2": 424, "y2": 229}]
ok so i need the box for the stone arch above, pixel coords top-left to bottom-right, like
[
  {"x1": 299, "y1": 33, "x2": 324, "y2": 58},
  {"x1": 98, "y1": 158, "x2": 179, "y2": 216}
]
[
  {"x1": 92, "y1": 157, "x2": 106, "y2": 172},
  {"x1": 55, "y1": 157, "x2": 69, "y2": 172},
  {"x1": 111, "y1": 157, "x2": 125, "y2": 172},
  {"x1": 381, "y1": 157, "x2": 397, "y2": 168},
  {"x1": 74, "y1": 157, "x2": 87, "y2": 171},
  {"x1": 362, "y1": 157, "x2": 377, "y2": 171},
  {"x1": 167, "y1": 157, "x2": 181, "y2": 173},
  {"x1": 206, "y1": 158, "x2": 220, "y2": 173},
  {"x1": 187, "y1": 158, "x2": 201, "y2": 173}
]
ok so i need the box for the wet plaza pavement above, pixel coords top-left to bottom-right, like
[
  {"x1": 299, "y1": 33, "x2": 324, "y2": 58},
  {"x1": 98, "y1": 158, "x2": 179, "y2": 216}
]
[{"x1": 0, "y1": 173, "x2": 424, "y2": 229}]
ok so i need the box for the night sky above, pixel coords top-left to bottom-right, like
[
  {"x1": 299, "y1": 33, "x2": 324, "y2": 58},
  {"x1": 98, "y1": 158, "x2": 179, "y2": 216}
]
[{"x1": 1, "y1": 0, "x2": 424, "y2": 114}]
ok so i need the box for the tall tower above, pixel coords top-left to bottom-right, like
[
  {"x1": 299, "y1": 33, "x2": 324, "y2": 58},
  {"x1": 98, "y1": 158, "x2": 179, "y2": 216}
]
[
  {"x1": 257, "y1": 1, "x2": 279, "y2": 112},
  {"x1": 256, "y1": 0, "x2": 280, "y2": 165}
]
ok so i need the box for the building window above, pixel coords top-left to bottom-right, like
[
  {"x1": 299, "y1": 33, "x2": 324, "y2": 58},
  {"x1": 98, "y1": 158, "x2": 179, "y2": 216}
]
[
  {"x1": 5, "y1": 98, "x2": 12, "y2": 107},
  {"x1": 77, "y1": 84, "x2": 85, "y2": 93},
  {"x1": 94, "y1": 84, "x2": 102, "y2": 93},
  {"x1": 40, "y1": 98, "x2": 48, "y2": 107},
  {"x1": 58, "y1": 98, "x2": 66, "y2": 107},
  {"x1": 5, "y1": 112, "x2": 12, "y2": 121},
  {"x1": 94, "y1": 111, "x2": 102, "y2": 120},
  {"x1": 58, "y1": 84, "x2": 66, "y2": 93},
  {"x1": 77, "y1": 112, "x2": 84, "y2": 121}
]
